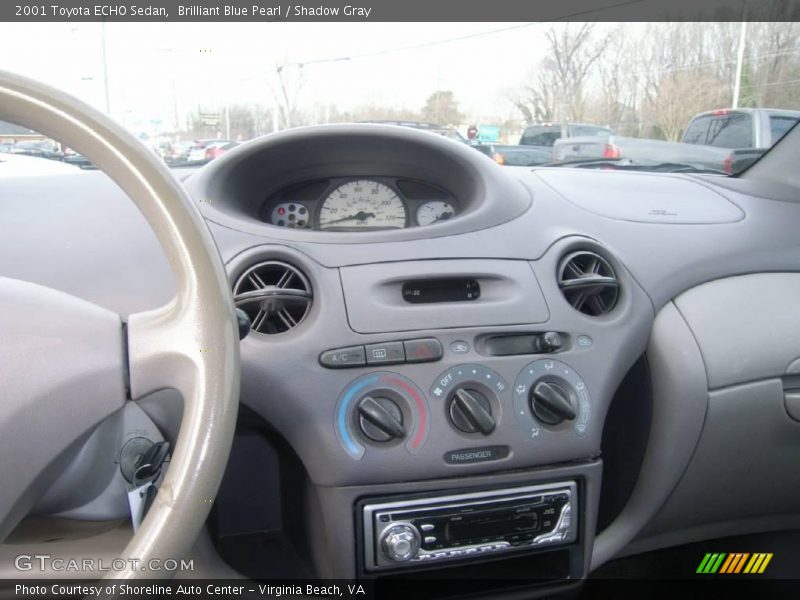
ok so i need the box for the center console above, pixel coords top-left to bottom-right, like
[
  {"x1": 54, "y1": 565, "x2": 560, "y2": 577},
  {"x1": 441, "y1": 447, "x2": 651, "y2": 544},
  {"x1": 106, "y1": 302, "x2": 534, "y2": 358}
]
[{"x1": 223, "y1": 239, "x2": 652, "y2": 587}]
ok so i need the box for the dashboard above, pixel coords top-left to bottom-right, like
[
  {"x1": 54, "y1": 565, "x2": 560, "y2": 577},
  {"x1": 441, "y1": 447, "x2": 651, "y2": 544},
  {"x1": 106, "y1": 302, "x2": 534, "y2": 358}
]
[
  {"x1": 261, "y1": 176, "x2": 459, "y2": 230},
  {"x1": 3, "y1": 123, "x2": 800, "y2": 593}
]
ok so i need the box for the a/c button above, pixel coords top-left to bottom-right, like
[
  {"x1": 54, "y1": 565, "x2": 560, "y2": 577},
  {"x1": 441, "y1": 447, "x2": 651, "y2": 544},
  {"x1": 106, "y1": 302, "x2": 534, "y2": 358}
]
[{"x1": 319, "y1": 346, "x2": 366, "y2": 368}]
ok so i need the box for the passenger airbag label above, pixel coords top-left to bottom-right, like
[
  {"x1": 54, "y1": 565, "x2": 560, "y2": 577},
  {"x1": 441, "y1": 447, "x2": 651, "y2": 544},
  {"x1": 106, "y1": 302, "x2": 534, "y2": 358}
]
[{"x1": 444, "y1": 445, "x2": 510, "y2": 464}]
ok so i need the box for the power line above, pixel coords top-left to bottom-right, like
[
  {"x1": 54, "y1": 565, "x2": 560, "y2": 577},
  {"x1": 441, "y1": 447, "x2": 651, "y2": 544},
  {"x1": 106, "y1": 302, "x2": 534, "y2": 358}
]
[
  {"x1": 236, "y1": 0, "x2": 646, "y2": 83},
  {"x1": 741, "y1": 77, "x2": 800, "y2": 89}
]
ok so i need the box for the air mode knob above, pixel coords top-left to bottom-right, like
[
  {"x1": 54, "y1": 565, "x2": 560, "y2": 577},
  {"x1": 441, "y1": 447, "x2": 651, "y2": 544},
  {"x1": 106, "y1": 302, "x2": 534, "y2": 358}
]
[
  {"x1": 530, "y1": 381, "x2": 577, "y2": 425},
  {"x1": 380, "y1": 523, "x2": 421, "y2": 562}
]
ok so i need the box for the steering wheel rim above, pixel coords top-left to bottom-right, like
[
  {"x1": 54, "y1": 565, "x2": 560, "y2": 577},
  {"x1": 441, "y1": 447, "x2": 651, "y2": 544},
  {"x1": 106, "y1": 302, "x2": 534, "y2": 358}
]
[{"x1": 0, "y1": 70, "x2": 240, "y2": 578}]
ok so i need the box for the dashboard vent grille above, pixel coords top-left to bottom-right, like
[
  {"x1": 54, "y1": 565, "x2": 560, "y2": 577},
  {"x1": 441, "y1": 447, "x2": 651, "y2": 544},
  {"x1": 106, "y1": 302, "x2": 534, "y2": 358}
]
[
  {"x1": 233, "y1": 261, "x2": 312, "y2": 334},
  {"x1": 557, "y1": 251, "x2": 619, "y2": 316}
]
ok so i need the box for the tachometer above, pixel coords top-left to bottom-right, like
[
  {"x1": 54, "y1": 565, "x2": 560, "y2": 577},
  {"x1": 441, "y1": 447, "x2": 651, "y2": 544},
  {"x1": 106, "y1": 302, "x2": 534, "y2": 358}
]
[{"x1": 319, "y1": 180, "x2": 406, "y2": 230}]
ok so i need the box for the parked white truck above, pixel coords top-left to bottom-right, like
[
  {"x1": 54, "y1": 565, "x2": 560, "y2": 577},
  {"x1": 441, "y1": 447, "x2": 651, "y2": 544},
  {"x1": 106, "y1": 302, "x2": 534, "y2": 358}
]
[{"x1": 552, "y1": 108, "x2": 800, "y2": 173}]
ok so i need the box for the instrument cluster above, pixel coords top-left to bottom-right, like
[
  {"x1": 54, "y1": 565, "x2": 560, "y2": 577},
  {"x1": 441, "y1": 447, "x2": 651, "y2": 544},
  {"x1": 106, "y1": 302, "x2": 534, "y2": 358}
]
[{"x1": 261, "y1": 177, "x2": 459, "y2": 231}]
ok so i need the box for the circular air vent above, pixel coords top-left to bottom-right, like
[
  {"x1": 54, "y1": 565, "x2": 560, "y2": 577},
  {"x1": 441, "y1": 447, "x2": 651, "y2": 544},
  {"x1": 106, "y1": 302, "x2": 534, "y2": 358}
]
[
  {"x1": 233, "y1": 261, "x2": 312, "y2": 334},
  {"x1": 557, "y1": 251, "x2": 619, "y2": 316}
]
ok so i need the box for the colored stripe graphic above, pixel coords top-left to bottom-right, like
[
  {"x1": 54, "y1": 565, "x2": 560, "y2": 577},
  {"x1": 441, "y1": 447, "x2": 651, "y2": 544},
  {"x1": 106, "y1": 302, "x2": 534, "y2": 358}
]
[
  {"x1": 709, "y1": 553, "x2": 726, "y2": 573},
  {"x1": 697, "y1": 553, "x2": 714, "y2": 573},
  {"x1": 744, "y1": 553, "x2": 773, "y2": 574},
  {"x1": 758, "y1": 553, "x2": 773, "y2": 573},
  {"x1": 719, "y1": 554, "x2": 736, "y2": 573},
  {"x1": 724, "y1": 553, "x2": 749, "y2": 573},
  {"x1": 698, "y1": 552, "x2": 773, "y2": 574}
]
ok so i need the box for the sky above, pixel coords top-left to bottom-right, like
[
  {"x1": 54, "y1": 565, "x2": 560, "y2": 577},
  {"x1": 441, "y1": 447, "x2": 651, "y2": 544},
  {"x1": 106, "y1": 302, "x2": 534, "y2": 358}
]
[{"x1": 0, "y1": 22, "x2": 617, "y2": 132}]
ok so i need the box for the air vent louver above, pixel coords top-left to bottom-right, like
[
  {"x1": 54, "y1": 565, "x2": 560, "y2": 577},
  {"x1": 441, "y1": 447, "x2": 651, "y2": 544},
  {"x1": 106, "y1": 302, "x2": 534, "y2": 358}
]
[
  {"x1": 557, "y1": 251, "x2": 619, "y2": 316},
  {"x1": 233, "y1": 261, "x2": 312, "y2": 334}
]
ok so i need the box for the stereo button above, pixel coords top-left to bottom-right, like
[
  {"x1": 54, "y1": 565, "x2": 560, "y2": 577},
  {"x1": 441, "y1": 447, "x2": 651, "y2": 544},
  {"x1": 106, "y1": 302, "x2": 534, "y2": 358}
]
[
  {"x1": 420, "y1": 523, "x2": 435, "y2": 532},
  {"x1": 424, "y1": 536, "x2": 437, "y2": 544}
]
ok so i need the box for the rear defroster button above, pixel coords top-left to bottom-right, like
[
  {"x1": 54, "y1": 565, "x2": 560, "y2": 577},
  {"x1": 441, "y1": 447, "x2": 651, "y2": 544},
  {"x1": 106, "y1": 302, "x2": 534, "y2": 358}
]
[{"x1": 365, "y1": 341, "x2": 405, "y2": 365}]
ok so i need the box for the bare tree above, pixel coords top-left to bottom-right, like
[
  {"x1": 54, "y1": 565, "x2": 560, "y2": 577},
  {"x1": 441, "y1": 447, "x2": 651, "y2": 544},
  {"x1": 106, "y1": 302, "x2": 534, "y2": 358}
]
[
  {"x1": 421, "y1": 91, "x2": 465, "y2": 126},
  {"x1": 747, "y1": 22, "x2": 800, "y2": 107},
  {"x1": 642, "y1": 72, "x2": 727, "y2": 140},
  {"x1": 637, "y1": 23, "x2": 728, "y2": 139},
  {"x1": 326, "y1": 103, "x2": 424, "y2": 123},
  {"x1": 590, "y1": 26, "x2": 641, "y2": 135},
  {"x1": 514, "y1": 23, "x2": 609, "y2": 124},
  {"x1": 272, "y1": 64, "x2": 305, "y2": 129}
]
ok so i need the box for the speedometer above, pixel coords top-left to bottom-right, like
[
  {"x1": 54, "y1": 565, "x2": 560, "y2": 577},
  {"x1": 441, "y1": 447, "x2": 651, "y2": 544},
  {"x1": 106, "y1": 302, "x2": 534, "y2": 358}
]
[{"x1": 319, "y1": 180, "x2": 407, "y2": 230}]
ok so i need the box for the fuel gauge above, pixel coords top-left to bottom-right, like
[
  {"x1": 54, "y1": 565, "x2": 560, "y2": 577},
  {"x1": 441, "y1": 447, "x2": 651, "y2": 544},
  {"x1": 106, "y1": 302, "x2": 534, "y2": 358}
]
[{"x1": 416, "y1": 201, "x2": 455, "y2": 226}]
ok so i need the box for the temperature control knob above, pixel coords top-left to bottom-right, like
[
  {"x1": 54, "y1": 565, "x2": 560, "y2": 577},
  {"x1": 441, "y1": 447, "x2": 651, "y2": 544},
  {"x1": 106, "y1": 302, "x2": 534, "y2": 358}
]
[
  {"x1": 449, "y1": 388, "x2": 496, "y2": 435},
  {"x1": 357, "y1": 396, "x2": 405, "y2": 442},
  {"x1": 530, "y1": 381, "x2": 577, "y2": 425},
  {"x1": 380, "y1": 523, "x2": 421, "y2": 562}
]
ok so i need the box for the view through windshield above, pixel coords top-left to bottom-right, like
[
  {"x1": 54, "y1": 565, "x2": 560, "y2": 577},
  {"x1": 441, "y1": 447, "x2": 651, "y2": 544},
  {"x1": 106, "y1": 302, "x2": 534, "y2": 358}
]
[{"x1": 1, "y1": 20, "x2": 799, "y2": 174}]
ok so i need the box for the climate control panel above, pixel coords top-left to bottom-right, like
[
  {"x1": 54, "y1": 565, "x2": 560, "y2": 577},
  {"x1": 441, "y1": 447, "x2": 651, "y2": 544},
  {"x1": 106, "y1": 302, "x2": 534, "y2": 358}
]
[
  {"x1": 331, "y1": 344, "x2": 593, "y2": 464},
  {"x1": 334, "y1": 372, "x2": 430, "y2": 460}
]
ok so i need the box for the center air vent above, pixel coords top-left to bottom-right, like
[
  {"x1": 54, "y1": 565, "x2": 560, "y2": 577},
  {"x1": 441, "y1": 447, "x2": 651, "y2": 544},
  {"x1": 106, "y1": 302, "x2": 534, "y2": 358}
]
[
  {"x1": 233, "y1": 261, "x2": 312, "y2": 334},
  {"x1": 557, "y1": 251, "x2": 619, "y2": 316}
]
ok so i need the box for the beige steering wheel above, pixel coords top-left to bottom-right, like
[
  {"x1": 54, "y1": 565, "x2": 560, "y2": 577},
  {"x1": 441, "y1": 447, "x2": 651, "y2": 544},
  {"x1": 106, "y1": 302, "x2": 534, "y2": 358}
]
[{"x1": 0, "y1": 70, "x2": 240, "y2": 578}]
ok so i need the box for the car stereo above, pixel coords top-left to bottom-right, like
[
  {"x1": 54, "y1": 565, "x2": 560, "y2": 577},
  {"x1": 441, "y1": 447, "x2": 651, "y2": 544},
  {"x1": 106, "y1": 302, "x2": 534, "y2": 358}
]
[{"x1": 361, "y1": 482, "x2": 577, "y2": 571}]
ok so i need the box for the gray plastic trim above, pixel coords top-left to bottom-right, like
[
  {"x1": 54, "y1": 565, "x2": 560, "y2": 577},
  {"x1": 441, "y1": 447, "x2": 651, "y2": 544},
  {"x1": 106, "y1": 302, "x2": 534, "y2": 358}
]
[
  {"x1": 32, "y1": 403, "x2": 165, "y2": 521},
  {"x1": 674, "y1": 273, "x2": 800, "y2": 389},
  {"x1": 634, "y1": 378, "x2": 800, "y2": 546},
  {"x1": 340, "y1": 259, "x2": 550, "y2": 333},
  {"x1": 591, "y1": 301, "x2": 707, "y2": 571}
]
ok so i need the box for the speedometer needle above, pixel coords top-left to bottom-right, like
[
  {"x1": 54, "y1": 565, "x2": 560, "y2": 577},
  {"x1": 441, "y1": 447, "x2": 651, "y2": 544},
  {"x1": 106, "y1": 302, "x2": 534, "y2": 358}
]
[{"x1": 324, "y1": 211, "x2": 376, "y2": 225}]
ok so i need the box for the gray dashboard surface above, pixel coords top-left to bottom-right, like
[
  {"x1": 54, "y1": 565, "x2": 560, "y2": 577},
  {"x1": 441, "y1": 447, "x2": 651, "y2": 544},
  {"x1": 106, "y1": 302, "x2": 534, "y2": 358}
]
[
  {"x1": 535, "y1": 169, "x2": 745, "y2": 224},
  {"x1": 2, "y1": 125, "x2": 800, "y2": 575}
]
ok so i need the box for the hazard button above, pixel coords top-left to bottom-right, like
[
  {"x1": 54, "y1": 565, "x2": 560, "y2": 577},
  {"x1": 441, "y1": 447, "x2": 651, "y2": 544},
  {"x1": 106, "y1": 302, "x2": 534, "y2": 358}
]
[{"x1": 403, "y1": 338, "x2": 443, "y2": 363}]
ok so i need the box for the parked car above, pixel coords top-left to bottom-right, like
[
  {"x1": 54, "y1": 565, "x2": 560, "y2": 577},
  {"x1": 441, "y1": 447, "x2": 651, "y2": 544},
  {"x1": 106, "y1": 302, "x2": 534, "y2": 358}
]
[
  {"x1": 10, "y1": 139, "x2": 63, "y2": 160},
  {"x1": 183, "y1": 139, "x2": 236, "y2": 164},
  {"x1": 553, "y1": 108, "x2": 800, "y2": 173},
  {"x1": 473, "y1": 143, "x2": 552, "y2": 166},
  {"x1": 61, "y1": 147, "x2": 94, "y2": 168},
  {"x1": 203, "y1": 140, "x2": 239, "y2": 161},
  {"x1": 164, "y1": 140, "x2": 197, "y2": 165},
  {"x1": 520, "y1": 122, "x2": 616, "y2": 147}
]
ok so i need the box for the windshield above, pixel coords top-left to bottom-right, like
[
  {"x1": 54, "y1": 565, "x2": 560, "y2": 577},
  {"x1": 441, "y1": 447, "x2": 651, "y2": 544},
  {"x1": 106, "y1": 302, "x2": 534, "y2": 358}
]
[{"x1": 1, "y1": 21, "x2": 798, "y2": 175}]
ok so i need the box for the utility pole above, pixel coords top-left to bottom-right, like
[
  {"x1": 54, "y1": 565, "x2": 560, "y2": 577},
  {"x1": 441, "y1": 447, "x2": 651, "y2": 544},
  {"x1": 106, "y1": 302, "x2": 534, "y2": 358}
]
[
  {"x1": 100, "y1": 20, "x2": 111, "y2": 114},
  {"x1": 732, "y1": 20, "x2": 748, "y2": 108}
]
